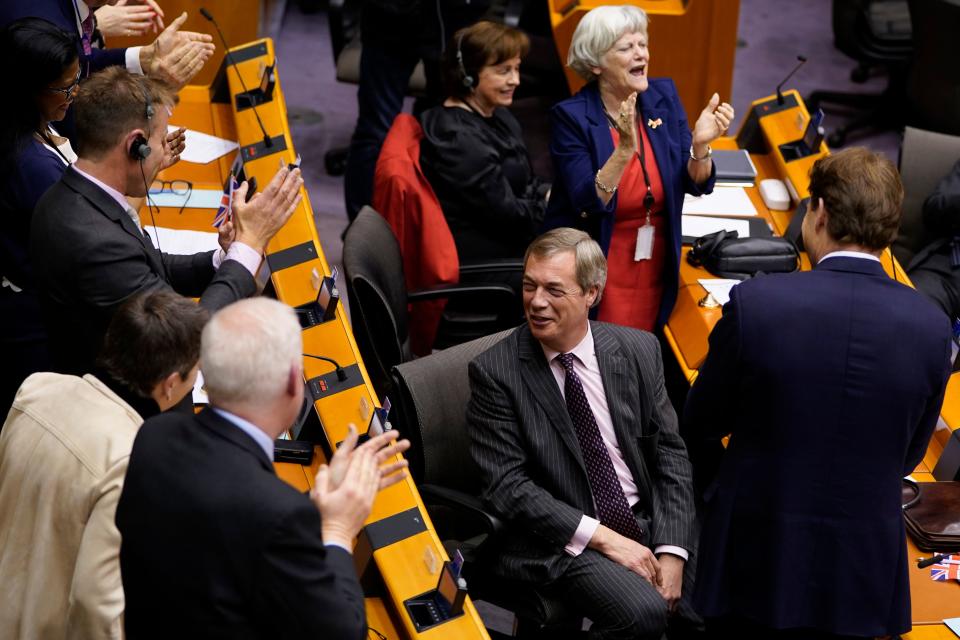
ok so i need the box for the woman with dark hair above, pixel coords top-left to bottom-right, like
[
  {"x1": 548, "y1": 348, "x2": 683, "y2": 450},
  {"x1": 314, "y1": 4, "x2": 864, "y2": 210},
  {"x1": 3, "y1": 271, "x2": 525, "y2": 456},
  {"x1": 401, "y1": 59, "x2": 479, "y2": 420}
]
[
  {"x1": 0, "y1": 17, "x2": 80, "y2": 413},
  {"x1": 419, "y1": 21, "x2": 549, "y2": 263}
]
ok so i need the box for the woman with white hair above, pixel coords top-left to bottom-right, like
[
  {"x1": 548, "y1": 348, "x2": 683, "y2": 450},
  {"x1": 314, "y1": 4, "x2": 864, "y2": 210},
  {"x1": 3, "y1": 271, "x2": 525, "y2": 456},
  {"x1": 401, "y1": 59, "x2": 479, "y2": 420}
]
[{"x1": 544, "y1": 5, "x2": 734, "y2": 332}]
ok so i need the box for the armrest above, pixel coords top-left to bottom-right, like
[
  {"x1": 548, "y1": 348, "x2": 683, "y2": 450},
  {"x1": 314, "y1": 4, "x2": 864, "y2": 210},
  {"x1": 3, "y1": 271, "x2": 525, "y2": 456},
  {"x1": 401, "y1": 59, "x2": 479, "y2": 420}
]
[
  {"x1": 419, "y1": 483, "x2": 505, "y2": 536},
  {"x1": 407, "y1": 282, "x2": 515, "y2": 303}
]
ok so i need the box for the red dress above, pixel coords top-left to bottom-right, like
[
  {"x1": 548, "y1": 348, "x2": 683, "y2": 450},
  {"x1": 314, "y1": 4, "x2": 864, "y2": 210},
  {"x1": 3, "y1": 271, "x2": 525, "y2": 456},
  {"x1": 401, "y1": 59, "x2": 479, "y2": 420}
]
[{"x1": 598, "y1": 122, "x2": 667, "y2": 331}]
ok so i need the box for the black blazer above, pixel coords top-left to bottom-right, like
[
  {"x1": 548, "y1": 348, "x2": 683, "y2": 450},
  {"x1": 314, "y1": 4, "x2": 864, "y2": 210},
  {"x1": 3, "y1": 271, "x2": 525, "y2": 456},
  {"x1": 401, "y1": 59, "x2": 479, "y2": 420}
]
[
  {"x1": 466, "y1": 321, "x2": 695, "y2": 583},
  {"x1": 30, "y1": 166, "x2": 255, "y2": 374},
  {"x1": 685, "y1": 257, "x2": 952, "y2": 636},
  {"x1": 116, "y1": 409, "x2": 366, "y2": 640}
]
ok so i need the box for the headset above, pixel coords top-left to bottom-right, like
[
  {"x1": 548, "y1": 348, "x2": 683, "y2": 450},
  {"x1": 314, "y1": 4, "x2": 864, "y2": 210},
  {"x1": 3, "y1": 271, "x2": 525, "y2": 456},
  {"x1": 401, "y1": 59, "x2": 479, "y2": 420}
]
[
  {"x1": 129, "y1": 77, "x2": 154, "y2": 161},
  {"x1": 455, "y1": 32, "x2": 474, "y2": 89}
]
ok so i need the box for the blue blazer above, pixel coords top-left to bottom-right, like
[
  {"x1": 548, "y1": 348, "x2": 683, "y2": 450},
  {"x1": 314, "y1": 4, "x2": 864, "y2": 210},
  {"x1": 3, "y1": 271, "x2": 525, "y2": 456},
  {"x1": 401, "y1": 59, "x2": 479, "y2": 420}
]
[
  {"x1": 0, "y1": 0, "x2": 127, "y2": 74},
  {"x1": 544, "y1": 79, "x2": 715, "y2": 328},
  {"x1": 684, "y1": 256, "x2": 952, "y2": 636}
]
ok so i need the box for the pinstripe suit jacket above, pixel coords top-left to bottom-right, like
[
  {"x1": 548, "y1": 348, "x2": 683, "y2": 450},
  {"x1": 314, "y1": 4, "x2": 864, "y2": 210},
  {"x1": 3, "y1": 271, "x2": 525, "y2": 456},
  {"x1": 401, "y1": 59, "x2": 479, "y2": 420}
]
[{"x1": 467, "y1": 321, "x2": 695, "y2": 583}]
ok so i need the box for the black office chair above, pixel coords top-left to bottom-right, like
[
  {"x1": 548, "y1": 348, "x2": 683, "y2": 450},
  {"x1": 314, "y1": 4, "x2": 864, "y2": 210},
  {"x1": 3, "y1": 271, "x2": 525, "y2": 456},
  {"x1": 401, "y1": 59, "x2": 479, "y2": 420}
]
[
  {"x1": 905, "y1": 0, "x2": 960, "y2": 137},
  {"x1": 806, "y1": 0, "x2": 912, "y2": 147},
  {"x1": 389, "y1": 330, "x2": 582, "y2": 637},
  {"x1": 893, "y1": 126, "x2": 960, "y2": 268},
  {"x1": 342, "y1": 207, "x2": 518, "y2": 400}
]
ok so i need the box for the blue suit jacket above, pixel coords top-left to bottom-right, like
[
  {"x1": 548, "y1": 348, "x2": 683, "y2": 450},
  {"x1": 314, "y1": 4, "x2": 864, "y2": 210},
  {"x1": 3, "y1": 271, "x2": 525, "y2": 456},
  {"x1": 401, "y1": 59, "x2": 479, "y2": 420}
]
[
  {"x1": 684, "y1": 256, "x2": 952, "y2": 636},
  {"x1": 544, "y1": 79, "x2": 715, "y2": 328},
  {"x1": 0, "y1": 0, "x2": 127, "y2": 74}
]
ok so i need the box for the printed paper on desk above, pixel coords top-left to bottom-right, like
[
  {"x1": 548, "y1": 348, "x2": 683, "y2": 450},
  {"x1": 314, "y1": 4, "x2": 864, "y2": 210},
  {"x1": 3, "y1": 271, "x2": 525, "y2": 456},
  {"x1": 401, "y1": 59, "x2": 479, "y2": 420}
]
[
  {"x1": 682, "y1": 216, "x2": 750, "y2": 239},
  {"x1": 192, "y1": 370, "x2": 208, "y2": 405},
  {"x1": 682, "y1": 186, "x2": 758, "y2": 217},
  {"x1": 144, "y1": 226, "x2": 220, "y2": 255},
  {"x1": 697, "y1": 278, "x2": 741, "y2": 306},
  {"x1": 167, "y1": 125, "x2": 239, "y2": 164}
]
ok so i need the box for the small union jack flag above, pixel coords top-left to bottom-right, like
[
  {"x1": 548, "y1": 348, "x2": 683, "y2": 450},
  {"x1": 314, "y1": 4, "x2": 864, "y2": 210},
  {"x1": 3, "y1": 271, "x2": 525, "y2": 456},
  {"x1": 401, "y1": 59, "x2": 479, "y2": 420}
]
[
  {"x1": 931, "y1": 555, "x2": 960, "y2": 581},
  {"x1": 213, "y1": 176, "x2": 237, "y2": 228}
]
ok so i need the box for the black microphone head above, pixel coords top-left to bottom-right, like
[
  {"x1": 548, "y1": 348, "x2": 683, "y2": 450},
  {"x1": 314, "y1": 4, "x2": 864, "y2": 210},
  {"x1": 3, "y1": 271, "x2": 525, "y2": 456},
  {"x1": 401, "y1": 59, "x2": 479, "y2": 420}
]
[
  {"x1": 199, "y1": 7, "x2": 214, "y2": 21},
  {"x1": 797, "y1": 55, "x2": 808, "y2": 63}
]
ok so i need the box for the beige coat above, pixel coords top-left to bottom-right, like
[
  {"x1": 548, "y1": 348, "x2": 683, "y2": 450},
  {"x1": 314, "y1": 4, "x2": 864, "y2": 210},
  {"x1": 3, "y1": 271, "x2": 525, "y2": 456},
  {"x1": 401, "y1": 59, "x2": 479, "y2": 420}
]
[{"x1": 0, "y1": 373, "x2": 143, "y2": 640}]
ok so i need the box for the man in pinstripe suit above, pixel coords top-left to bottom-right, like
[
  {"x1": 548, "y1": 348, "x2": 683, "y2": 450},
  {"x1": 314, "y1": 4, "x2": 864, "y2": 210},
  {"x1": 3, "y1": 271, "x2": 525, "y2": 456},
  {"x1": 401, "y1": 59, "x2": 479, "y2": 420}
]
[{"x1": 467, "y1": 228, "x2": 697, "y2": 639}]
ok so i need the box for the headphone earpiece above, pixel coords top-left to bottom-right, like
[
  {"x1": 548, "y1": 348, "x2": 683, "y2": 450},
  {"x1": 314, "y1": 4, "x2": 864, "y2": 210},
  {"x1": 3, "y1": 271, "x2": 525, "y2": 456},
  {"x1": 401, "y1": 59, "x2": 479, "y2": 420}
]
[
  {"x1": 130, "y1": 134, "x2": 151, "y2": 161},
  {"x1": 130, "y1": 77, "x2": 154, "y2": 161},
  {"x1": 455, "y1": 32, "x2": 474, "y2": 89}
]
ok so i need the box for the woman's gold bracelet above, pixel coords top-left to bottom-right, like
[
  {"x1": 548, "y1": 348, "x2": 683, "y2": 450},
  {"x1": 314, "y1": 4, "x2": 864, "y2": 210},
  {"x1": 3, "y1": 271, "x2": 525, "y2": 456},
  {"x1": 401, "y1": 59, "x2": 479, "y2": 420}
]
[{"x1": 595, "y1": 170, "x2": 617, "y2": 195}]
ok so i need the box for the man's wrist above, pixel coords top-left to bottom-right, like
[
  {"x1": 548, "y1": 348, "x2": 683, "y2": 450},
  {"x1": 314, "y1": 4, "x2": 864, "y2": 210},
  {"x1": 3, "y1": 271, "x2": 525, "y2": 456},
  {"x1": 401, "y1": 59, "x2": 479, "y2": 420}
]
[
  {"x1": 234, "y1": 232, "x2": 267, "y2": 255},
  {"x1": 321, "y1": 524, "x2": 354, "y2": 552}
]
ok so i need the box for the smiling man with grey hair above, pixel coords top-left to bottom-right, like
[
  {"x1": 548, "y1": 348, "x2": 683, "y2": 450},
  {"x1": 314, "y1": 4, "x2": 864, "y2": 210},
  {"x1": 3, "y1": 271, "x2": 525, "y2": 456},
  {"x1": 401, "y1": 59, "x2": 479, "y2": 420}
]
[
  {"x1": 116, "y1": 297, "x2": 410, "y2": 639},
  {"x1": 468, "y1": 228, "x2": 698, "y2": 639}
]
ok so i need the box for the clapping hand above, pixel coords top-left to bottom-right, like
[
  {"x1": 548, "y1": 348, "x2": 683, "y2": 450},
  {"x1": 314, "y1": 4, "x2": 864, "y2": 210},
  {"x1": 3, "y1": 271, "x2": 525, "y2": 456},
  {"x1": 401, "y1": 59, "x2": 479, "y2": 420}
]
[
  {"x1": 160, "y1": 127, "x2": 186, "y2": 170},
  {"x1": 230, "y1": 166, "x2": 304, "y2": 254},
  {"x1": 139, "y1": 12, "x2": 216, "y2": 90},
  {"x1": 613, "y1": 92, "x2": 639, "y2": 155},
  {"x1": 692, "y1": 93, "x2": 735, "y2": 147},
  {"x1": 311, "y1": 424, "x2": 411, "y2": 548},
  {"x1": 94, "y1": 1, "x2": 160, "y2": 38}
]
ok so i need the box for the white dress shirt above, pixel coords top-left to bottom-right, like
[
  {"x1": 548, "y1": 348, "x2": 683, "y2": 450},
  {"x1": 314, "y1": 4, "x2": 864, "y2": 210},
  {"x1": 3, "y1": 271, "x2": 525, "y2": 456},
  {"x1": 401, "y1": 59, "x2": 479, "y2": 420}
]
[
  {"x1": 541, "y1": 325, "x2": 688, "y2": 561},
  {"x1": 70, "y1": 165, "x2": 262, "y2": 276}
]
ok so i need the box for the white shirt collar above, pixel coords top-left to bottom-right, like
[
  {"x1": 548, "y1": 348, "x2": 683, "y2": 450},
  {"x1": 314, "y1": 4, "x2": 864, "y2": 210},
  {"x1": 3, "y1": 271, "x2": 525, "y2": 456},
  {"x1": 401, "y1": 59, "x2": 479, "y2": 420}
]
[
  {"x1": 71, "y1": 165, "x2": 134, "y2": 215},
  {"x1": 541, "y1": 323, "x2": 595, "y2": 367},
  {"x1": 212, "y1": 408, "x2": 275, "y2": 462},
  {"x1": 818, "y1": 250, "x2": 881, "y2": 264}
]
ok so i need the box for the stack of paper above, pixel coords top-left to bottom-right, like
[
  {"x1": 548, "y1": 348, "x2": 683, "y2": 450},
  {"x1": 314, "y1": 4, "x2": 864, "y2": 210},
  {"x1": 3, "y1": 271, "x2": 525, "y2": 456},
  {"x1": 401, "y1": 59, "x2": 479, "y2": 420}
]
[
  {"x1": 697, "y1": 278, "x2": 741, "y2": 306},
  {"x1": 682, "y1": 187, "x2": 758, "y2": 217}
]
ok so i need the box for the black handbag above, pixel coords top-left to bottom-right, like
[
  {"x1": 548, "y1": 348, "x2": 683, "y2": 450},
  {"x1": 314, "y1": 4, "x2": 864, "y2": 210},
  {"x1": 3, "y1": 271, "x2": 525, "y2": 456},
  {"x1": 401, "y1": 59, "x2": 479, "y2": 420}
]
[{"x1": 687, "y1": 230, "x2": 799, "y2": 280}]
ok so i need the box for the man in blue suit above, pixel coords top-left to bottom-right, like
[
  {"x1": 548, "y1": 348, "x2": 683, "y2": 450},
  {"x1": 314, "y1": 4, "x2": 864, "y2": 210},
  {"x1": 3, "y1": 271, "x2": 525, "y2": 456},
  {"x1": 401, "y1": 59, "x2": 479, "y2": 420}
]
[
  {"x1": 684, "y1": 147, "x2": 953, "y2": 639},
  {"x1": 0, "y1": 0, "x2": 213, "y2": 86}
]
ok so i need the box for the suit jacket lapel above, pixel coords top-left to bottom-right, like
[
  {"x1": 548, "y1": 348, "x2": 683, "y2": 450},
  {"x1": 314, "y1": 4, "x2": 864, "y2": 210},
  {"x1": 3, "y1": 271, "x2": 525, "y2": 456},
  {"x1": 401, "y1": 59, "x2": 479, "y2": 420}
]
[
  {"x1": 196, "y1": 408, "x2": 274, "y2": 472},
  {"x1": 638, "y1": 84, "x2": 677, "y2": 213},
  {"x1": 517, "y1": 326, "x2": 588, "y2": 474},
  {"x1": 592, "y1": 323, "x2": 654, "y2": 508},
  {"x1": 63, "y1": 167, "x2": 166, "y2": 275}
]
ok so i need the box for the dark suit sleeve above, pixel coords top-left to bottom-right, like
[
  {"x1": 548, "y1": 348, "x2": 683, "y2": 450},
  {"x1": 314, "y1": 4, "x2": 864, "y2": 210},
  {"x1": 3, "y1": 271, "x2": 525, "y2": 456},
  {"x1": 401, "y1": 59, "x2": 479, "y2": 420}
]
[
  {"x1": 161, "y1": 250, "x2": 256, "y2": 310},
  {"x1": 903, "y1": 338, "x2": 953, "y2": 474},
  {"x1": 85, "y1": 47, "x2": 128, "y2": 73},
  {"x1": 549, "y1": 105, "x2": 617, "y2": 220},
  {"x1": 922, "y1": 158, "x2": 960, "y2": 236},
  {"x1": 467, "y1": 359, "x2": 584, "y2": 549},
  {"x1": 640, "y1": 337, "x2": 696, "y2": 551},
  {"x1": 255, "y1": 503, "x2": 365, "y2": 640},
  {"x1": 683, "y1": 285, "x2": 744, "y2": 440}
]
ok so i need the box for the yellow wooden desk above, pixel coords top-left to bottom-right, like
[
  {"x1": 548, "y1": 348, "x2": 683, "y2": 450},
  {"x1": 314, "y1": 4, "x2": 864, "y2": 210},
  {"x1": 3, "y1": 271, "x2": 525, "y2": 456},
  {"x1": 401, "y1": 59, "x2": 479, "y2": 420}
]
[
  {"x1": 665, "y1": 88, "x2": 960, "y2": 635},
  {"x1": 142, "y1": 38, "x2": 488, "y2": 640}
]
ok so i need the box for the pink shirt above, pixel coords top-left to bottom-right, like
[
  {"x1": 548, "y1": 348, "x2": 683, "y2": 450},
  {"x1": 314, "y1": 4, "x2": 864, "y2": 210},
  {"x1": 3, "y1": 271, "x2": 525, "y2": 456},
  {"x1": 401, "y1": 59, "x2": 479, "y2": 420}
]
[{"x1": 542, "y1": 325, "x2": 688, "y2": 560}]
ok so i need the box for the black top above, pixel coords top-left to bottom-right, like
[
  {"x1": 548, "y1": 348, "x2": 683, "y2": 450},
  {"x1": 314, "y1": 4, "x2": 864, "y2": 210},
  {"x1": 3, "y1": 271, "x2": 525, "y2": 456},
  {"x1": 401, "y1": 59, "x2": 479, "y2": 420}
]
[{"x1": 420, "y1": 105, "x2": 549, "y2": 261}]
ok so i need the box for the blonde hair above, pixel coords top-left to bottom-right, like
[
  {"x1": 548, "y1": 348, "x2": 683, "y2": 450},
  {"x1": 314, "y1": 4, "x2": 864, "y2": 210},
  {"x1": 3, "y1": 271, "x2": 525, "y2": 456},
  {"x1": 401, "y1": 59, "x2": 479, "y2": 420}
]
[
  {"x1": 567, "y1": 5, "x2": 649, "y2": 81},
  {"x1": 525, "y1": 228, "x2": 608, "y2": 306}
]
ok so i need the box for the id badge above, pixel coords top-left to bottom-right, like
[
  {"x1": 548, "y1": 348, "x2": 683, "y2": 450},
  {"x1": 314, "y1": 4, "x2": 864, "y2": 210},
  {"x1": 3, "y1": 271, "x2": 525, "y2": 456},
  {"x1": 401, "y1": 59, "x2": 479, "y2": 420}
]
[{"x1": 635, "y1": 224, "x2": 654, "y2": 261}]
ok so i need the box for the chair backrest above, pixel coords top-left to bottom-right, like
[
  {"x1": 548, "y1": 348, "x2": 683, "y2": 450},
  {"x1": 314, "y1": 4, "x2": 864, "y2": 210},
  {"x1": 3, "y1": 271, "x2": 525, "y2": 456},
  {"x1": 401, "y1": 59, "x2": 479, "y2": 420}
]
[
  {"x1": 390, "y1": 329, "x2": 515, "y2": 490},
  {"x1": 907, "y1": 0, "x2": 960, "y2": 136},
  {"x1": 342, "y1": 206, "x2": 412, "y2": 398},
  {"x1": 894, "y1": 126, "x2": 960, "y2": 266}
]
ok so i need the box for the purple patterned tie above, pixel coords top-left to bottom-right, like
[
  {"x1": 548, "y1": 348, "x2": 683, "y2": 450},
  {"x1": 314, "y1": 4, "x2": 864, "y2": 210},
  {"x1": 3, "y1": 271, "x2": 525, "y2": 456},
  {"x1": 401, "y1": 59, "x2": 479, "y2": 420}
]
[
  {"x1": 80, "y1": 13, "x2": 94, "y2": 56},
  {"x1": 557, "y1": 353, "x2": 646, "y2": 543}
]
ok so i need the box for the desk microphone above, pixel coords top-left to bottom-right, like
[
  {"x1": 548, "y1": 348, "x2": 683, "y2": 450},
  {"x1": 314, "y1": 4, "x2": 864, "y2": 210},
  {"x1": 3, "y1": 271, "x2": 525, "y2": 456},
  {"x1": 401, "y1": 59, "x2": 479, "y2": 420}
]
[
  {"x1": 776, "y1": 55, "x2": 808, "y2": 105},
  {"x1": 199, "y1": 7, "x2": 273, "y2": 148}
]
